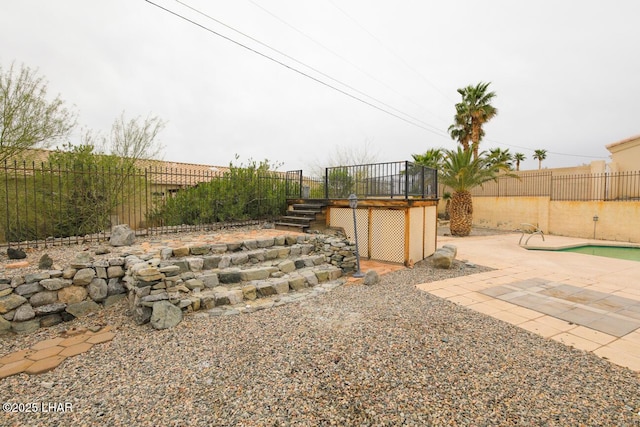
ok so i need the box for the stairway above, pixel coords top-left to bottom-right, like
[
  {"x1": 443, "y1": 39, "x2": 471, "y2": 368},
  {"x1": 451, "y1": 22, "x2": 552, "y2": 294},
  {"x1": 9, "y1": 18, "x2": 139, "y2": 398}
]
[{"x1": 275, "y1": 201, "x2": 327, "y2": 232}]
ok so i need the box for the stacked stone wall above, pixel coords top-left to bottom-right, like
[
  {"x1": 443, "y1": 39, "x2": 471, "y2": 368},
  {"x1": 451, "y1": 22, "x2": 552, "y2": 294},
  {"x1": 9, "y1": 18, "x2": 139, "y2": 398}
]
[{"x1": 0, "y1": 233, "x2": 356, "y2": 334}]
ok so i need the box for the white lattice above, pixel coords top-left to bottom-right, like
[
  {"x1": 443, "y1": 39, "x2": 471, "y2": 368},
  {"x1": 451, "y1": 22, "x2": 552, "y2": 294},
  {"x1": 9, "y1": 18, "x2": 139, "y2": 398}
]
[
  {"x1": 329, "y1": 207, "x2": 369, "y2": 257},
  {"x1": 370, "y1": 209, "x2": 405, "y2": 263}
]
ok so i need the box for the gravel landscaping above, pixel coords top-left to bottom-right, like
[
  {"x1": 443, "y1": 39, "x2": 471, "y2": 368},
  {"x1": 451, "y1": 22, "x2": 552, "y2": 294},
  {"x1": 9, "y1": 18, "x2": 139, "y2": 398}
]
[{"x1": 1, "y1": 229, "x2": 640, "y2": 426}]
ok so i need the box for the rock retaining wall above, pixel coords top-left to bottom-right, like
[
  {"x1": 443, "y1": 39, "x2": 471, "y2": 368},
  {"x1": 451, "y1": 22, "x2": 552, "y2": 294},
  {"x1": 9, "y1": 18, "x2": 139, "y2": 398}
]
[{"x1": 0, "y1": 233, "x2": 357, "y2": 334}]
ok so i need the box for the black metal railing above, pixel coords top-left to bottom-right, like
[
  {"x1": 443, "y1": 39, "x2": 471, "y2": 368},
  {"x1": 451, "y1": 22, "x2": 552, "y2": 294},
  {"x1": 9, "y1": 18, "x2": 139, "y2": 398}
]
[
  {"x1": 462, "y1": 170, "x2": 640, "y2": 201},
  {"x1": 1, "y1": 160, "x2": 289, "y2": 247},
  {"x1": 286, "y1": 161, "x2": 438, "y2": 200}
]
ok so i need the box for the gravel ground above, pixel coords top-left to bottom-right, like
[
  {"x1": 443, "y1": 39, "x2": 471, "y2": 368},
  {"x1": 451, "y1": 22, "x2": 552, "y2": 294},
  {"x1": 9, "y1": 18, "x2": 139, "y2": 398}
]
[{"x1": 2, "y1": 228, "x2": 640, "y2": 426}]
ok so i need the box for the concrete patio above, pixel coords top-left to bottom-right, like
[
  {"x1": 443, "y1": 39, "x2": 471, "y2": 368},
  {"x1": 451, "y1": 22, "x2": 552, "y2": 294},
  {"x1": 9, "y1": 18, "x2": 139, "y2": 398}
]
[{"x1": 416, "y1": 232, "x2": 640, "y2": 372}]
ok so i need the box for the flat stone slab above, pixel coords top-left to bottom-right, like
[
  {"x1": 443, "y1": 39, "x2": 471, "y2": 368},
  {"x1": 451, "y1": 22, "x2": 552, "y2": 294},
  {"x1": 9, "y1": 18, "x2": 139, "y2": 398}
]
[{"x1": 0, "y1": 325, "x2": 114, "y2": 379}]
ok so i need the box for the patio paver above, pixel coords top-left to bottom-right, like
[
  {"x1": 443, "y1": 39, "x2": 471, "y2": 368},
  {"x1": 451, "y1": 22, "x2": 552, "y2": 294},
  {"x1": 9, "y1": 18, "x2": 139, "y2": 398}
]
[{"x1": 416, "y1": 232, "x2": 640, "y2": 372}]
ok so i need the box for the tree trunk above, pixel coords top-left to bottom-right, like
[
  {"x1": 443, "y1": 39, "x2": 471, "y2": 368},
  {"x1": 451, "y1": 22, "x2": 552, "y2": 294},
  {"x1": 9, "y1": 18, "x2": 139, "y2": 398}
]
[{"x1": 449, "y1": 190, "x2": 473, "y2": 236}]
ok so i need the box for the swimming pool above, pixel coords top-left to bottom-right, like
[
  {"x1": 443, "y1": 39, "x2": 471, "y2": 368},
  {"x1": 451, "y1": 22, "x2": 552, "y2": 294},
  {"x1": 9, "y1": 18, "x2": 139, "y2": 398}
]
[{"x1": 557, "y1": 245, "x2": 640, "y2": 262}]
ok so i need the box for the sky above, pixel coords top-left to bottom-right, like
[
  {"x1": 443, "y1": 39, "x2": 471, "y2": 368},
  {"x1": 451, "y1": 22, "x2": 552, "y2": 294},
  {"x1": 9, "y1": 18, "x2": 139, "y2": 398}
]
[{"x1": 2, "y1": 0, "x2": 639, "y2": 173}]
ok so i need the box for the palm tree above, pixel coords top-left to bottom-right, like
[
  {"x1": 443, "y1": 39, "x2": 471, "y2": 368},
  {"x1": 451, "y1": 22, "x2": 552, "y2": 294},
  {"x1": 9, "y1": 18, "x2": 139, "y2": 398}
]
[
  {"x1": 439, "y1": 147, "x2": 513, "y2": 236},
  {"x1": 488, "y1": 148, "x2": 513, "y2": 170},
  {"x1": 514, "y1": 153, "x2": 526, "y2": 171},
  {"x1": 449, "y1": 82, "x2": 497, "y2": 159},
  {"x1": 412, "y1": 148, "x2": 444, "y2": 170},
  {"x1": 533, "y1": 149, "x2": 547, "y2": 170},
  {"x1": 447, "y1": 115, "x2": 472, "y2": 152}
]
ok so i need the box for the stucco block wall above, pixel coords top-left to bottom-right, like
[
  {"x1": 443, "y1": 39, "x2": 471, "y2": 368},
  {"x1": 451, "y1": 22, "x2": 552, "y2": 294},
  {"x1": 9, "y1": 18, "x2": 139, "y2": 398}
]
[
  {"x1": 549, "y1": 201, "x2": 640, "y2": 242},
  {"x1": 471, "y1": 196, "x2": 640, "y2": 243},
  {"x1": 472, "y1": 197, "x2": 550, "y2": 232}
]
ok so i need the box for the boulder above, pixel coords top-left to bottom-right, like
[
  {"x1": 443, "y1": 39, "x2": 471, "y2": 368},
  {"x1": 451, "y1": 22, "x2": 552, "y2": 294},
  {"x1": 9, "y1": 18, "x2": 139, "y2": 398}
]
[
  {"x1": 29, "y1": 290, "x2": 58, "y2": 307},
  {"x1": 87, "y1": 278, "x2": 108, "y2": 302},
  {"x1": 363, "y1": 270, "x2": 380, "y2": 286},
  {"x1": 433, "y1": 246, "x2": 456, "y2": 269},
  {"x1": 13, "y1": 303, "x2": 36, "y2": 321},
  {"x1": 110, "y1": 224, "x2": 135, "y2": 247},
  {"x1": 39, "y1": 254, "x2": 54, "y2": 269},
  {"x1": 0, "y1": 316, "x2": 10, "y2": 335},
  {"x1": 150, "y1": 300, "x2": 183, "y2": 330},
  {"x1": 0, "y1": 294, "x2": 28, "y2": 314},
  {"x1": 65, "y1": 300, "x2": 101, "y2": 318},
  {"x1": 133, "y1": 306, "x2": 152, "y2": 325},
  {"x1": 7, "y1": 247, "x2": 27, "y2": 259},
  {"x1": 73, "y1": 268, "x2": 96, "y2": 286},
  {"x1": 11, "y1": 319, "x2": 40, "y2": 334},
  {"x1": 58, "y1": 286, "x2": 88, "y2": 304}
]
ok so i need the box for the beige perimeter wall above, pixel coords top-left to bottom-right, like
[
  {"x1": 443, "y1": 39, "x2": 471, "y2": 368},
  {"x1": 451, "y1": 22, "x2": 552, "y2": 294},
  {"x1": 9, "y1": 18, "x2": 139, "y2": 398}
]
[{"x1": 470, "y1": 197, "x2": 640, "y2": 243}]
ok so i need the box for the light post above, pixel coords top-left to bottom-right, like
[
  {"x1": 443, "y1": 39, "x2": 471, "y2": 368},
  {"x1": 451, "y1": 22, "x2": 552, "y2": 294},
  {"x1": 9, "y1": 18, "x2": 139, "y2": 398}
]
[
  {"x1": 348, "y1": 194, "x2": 364, "y2": 278},
  {"x1": 593, "y1": 214, "x2": 599, "y2": 239}
]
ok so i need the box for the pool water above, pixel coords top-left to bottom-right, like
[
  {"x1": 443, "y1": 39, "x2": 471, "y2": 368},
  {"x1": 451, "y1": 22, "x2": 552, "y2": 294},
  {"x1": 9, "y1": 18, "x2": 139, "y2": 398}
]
[{"x1": 559, "y1": 245, "x2": 640, "y2": 262}]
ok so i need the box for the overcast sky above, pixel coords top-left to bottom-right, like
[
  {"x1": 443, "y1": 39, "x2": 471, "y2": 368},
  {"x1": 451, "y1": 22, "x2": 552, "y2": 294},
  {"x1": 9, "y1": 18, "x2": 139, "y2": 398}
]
[{"x1": 2, "y1": 0, "x2": 639, "y2": 172}]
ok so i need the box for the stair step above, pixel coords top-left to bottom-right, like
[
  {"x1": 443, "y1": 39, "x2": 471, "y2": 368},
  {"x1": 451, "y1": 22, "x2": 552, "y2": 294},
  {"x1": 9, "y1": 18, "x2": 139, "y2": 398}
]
[
  {"x1": 274, "y1": 222, "x2": 308, "y2": 230},
  {"x1": 287, "y1": 210, "x2": 319, "y2": 217},
  {"x1": 292, "y1": 204, "x2": 324, "y2": 211},
  {"x1": 279, "y1": 216, "x2": 312, "y2": 224}
]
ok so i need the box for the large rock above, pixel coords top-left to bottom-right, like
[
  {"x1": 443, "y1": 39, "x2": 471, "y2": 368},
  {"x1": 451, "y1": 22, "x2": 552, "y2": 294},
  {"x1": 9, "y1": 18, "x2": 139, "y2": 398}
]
[
  {"x1": 13, "y1": 303, "x2": 36, "y2": 321},
  {"x1": 0, "y1": 294, "x2": 28, "y2": 314},
  {"x1": 0, "y1": 316, "x2": 10, "y2": 335},
  {"x1": 58, "y1": 286, "x2": 88, "y2": 304},
  {"x1": 12, "y1": 319, "x2": 40, "y2": 334},
  {"x1": 66, "y1": 300, "x2": 101, "y2": 318},
  {"x1": 433, "y1": 246, "x2": 456, "y2": 269},
  {"x1": 87, "y1": 278, "x2": 108, "y2": 302},
  {"x1": 40, "y1": 278, "x2": 69, "y2": 291},
  {"x1": 363, "y1": 270, "x2": 380, "y2": 286},
  {"x1": 7, "y1": 247, "x2": 27, "y2": 259},
  {"x1": 133, "y1": 306, "x2": 152, "y2": 325},
  {"x1": 150, "y1": 300, "x2": 183, "y2": 330},
  {"x1": 29, "y1": 290, "x2": 58, "y2": 307},
  {"x1": 39, "y1": 253, "x2": 54, "y2": 269},
  {"x1": 73, "y1": 268, "x2": 96, "y2": 286},
  {"x1": 110, "y1": 224, "x2": 136, "y2": 247}
]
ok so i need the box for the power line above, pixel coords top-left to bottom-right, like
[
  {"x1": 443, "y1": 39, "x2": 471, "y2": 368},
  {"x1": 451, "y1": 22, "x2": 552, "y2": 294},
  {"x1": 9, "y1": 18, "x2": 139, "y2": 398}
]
[
  {"x1": 245, "y1": 0, "x2": 448, "y2": 126},
  {"x1": 327, "y1": 0, "x2": 455, "y2": 107},
  {"x1": 143, "y1": 0, "x2": 448, "y2": 138}
]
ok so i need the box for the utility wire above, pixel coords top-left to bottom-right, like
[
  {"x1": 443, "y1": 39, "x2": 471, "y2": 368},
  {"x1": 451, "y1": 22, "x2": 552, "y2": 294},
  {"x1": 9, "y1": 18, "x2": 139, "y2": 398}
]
[
  {"x1": 327, "y1": 0, "x2": 455, "y2": 106},
  {"x1": 246, "y1": 0, "x2": 448, "y2": 126},
  {"x1": 146, "y1": 0, "x2": 449, "y2": 138}
]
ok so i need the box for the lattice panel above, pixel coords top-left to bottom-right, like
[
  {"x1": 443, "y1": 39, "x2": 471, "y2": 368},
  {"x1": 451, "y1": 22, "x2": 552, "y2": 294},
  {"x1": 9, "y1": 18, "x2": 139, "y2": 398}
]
[
  {"x1": 329, "y1": 208, "x2": 369, "y2": 257},
  {"x1": 370, "y1": 209, "x2": 405, "y2": 264}
]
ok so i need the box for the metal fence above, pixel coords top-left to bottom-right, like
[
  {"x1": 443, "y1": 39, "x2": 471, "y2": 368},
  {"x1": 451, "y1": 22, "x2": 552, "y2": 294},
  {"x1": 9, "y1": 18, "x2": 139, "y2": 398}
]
[
  {"x1": 287, "y1": 161, "x2": 438, "y2": 200},
  {"x1": 463, "y1": 170, "x2": 640, "y2": 201},
  {"x1": 1, "y1": 160, "x2": 289, "y2": 248}
]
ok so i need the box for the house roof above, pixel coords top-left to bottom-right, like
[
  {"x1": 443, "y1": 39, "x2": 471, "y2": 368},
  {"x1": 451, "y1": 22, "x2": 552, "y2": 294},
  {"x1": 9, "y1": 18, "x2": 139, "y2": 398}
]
[
  {"x1": 605, "y1": 134, "x2": 640, "y2": 152},
  {"x1": 4, "y1": 148, "x2": 231, "y2": 186}
]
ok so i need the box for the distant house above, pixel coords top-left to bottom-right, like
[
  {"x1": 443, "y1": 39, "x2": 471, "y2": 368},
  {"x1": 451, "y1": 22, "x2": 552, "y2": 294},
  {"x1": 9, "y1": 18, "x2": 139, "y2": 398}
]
[{"x1": 606, "y1": 134, "x2": 640, "y2": 173}]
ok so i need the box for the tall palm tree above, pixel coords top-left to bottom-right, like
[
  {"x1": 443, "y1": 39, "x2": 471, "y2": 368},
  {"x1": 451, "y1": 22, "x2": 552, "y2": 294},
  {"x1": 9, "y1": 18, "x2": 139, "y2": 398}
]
[
  {"x1": 439, "y1": 147, "x2": 513, "y2": 236},
  {"x1": 514, "y1": 153, "x2": 526, "y2": 171},
  {"x1": 449, "y1": 82, "x2": 497, "y2": 159},
  {"x1": 533, "y1": 149, "x2": 547, "y2": 170}
]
